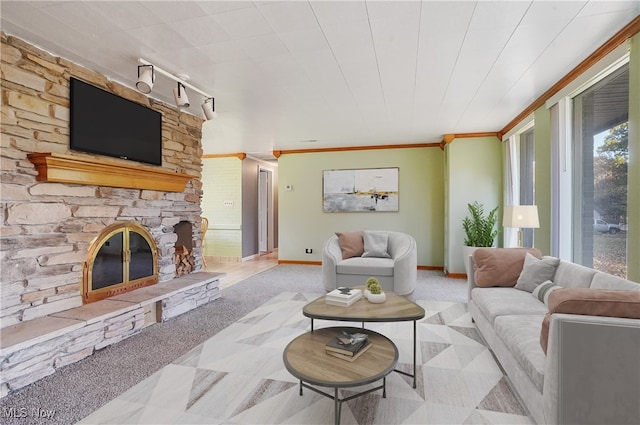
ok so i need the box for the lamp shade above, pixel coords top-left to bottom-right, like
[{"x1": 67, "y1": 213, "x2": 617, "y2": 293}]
[
  {"x1": 503, "y1": 205, "x2": 540, "y2": 228},
  {"x1": 136, "y1": 65, "x2": 154, "y2": 94},
  {"x1": 173, "y1": 83, "x2": 190, "y2": 108},
  {"x1": 202, "y1": 97, "x2": 217, "y2": 120}
]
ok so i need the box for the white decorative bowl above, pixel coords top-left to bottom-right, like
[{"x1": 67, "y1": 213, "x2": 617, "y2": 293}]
[{"x1": 367, "y1": 292, "x2": 386, "y2": 303}]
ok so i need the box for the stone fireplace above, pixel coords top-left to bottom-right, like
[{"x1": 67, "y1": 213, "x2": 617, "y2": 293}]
[
  {"x1": 0, "y1": 32, "x2": 207, "y2": 326},
  {"x1": 0, "y1": 33, "x2": 223, "y2": 398}
]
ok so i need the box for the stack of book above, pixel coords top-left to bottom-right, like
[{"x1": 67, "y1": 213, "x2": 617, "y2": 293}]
[
  {"x1": 325, "y1": 331, "x2": 372, "y2": 362},
  {"x1": 325, "y1": 287, "x2": 362, "y2": 307}
]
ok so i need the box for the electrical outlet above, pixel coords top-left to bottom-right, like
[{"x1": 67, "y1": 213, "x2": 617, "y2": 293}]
[
  {"x1": 223, "y1": 200, "x2": 233, "y2": 207},
  {"x1": 305, "y1": 248, "x2": 313, "y2": 254}
]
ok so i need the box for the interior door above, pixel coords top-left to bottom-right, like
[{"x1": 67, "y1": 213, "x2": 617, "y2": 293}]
[{"x1": 258, "y1": 169, "x2": 268, "y2": 252}]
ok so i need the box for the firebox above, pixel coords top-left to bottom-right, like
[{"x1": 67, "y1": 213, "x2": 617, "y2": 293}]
[
  {"x1": 174, "y1": 221, "x2": 195, "y2": 276},
  {"x1": 83, "y1": 221, "x2": 158, "y2": 303}
]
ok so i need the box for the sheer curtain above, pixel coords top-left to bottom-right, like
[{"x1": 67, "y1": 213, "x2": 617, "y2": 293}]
[{"x1": 503, "y1": 136, "x2": 519, "y2": 247}]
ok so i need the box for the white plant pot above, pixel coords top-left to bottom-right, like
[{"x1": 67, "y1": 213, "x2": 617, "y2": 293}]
[
  {"x1": 367, "y1": 292, "x2": 386, "y2": 303},
  {"x1": 364, "y1": 289, "x2": 372, "y2": 298},
  {"x1": 462, "y1": 245, "x2": 480, "y2": 277}
]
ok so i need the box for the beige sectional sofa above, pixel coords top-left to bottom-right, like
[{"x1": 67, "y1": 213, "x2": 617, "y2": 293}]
[{"x1": 467, "y1": 248, "x2": 640, "y2": 425}]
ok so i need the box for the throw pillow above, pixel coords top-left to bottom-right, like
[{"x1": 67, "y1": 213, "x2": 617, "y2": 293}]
[
  {"x1": 531, "y1": 280, "x2": 561, "y2": 305},
  {"x1": 362, "y1": 231, "x2": 391, "y2": 258},
  {"x1": 335, "y1": 231, "x2": 364, "y2": 259},
  {"x1": 515, "y1": 253, "x2": 560, "y2": 292},
  {"x1": 539, "y1": 288, "x2": 640, "y2": 354},
  {"x1": 473, "y1": 248, "x2": 542, "y2": 287}
]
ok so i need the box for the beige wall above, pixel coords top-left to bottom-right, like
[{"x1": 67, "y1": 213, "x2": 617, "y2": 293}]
[
  {"x1": 277, "y1": 147, "x2": 445, "y2": 267},
  {"x1": 201, "y1": 156, "x2": 279, "y2": 259},
  {"x1": 201, "y1": 157, "x2": 242, "y2": 258},
  {"x1": 533, "y1": 106, "x2": 553, "y2": 256},
  {"x1": 444, "y1": 136, "x2": 503, "y2": 275}
]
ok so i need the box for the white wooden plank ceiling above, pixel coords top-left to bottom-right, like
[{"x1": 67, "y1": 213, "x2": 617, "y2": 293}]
[{"x1": 1, "y1": 1, "x2": 638, "y2": 159}]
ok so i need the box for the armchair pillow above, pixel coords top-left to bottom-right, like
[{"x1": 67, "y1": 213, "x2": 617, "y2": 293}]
[
  {"x1": 540, "y1": 288, "x2": 640, "y2": 353},
  {"x1": 473, "y1": 248, "x2": 542, "y2": 287},
  {"x1": 362, "y1": 231, "x2": 391, "y2": 258},
  {"x1": 335, "y1": 231, "x2": 364, "y2": 259},
  {"x1": 515, "y1": 253, "x2": 560, "y2": 292}
]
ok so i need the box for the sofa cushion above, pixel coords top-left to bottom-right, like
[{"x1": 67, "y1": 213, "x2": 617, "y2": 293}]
[
  {"x1": 531, "y1": 280, "x2": 561, "y2": 305},
  {"x1": 552, "y1": 261, "x2": 597, "y2": 288},
  {"x1": 362, "y1": 231, "x2": 391, "y2": 258},
  {"x1": 473, "y1": 248, "x2": 542, "y2": 287},
  {"x1": 515, "y1": 254, "x2": 560, "y2": 292},
  {"x1": 471, "y1": 287, "x2": 548, "y2": 324},
  {"x1": 540, "y1": 288, "x2": 640, "y2": 353},
  {"x1": 336, "y1": 257, "x2": 394, "y2": 276},
  {"x1": 335, "y1": 231, "x2": 364, "y2": 259},
  {"x1": 590, "y1": 273, "x2": 640, "y2": 291},
  {"x1": 494, "y1": 315, "x2": 546, "y2": 393}
]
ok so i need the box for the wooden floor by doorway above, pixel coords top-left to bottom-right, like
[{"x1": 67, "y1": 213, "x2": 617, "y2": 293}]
[{"x1": 203, "y1": 251, "x2": 279, "y2": 290}]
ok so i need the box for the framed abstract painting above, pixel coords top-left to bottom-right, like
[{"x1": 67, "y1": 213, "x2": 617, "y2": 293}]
[{"x1": 323, "y1": 167, "x2": 399, "y2": 212}]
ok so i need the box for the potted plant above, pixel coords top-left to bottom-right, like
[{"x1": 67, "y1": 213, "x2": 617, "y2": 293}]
[
  {"x1": 462, "y1": 201, "x2": 499, "y2": 275},
  {"x1": 366, "y1": 281, "x2": 386, "y2": 303},
  {"x1": 364, "y1": 277, "x2": 378, "y2": 297}
]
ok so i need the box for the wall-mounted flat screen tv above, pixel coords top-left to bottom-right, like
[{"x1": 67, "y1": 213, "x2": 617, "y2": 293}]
[{"x1": 70, "y1": 77, "x2": 162, "y2": 166}]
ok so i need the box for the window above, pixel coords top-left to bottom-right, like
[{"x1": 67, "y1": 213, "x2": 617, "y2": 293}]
[
  {"x1": 503, "y1": 123, "x2": 536, "y2": 248},
  {"x1": 572, "y1": 64, "x2": 628, "y2": 277}
]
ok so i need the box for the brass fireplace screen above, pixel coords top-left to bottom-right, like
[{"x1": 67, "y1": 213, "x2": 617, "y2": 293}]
[{"x1": 83, "y1": 221, "x2": 158, "y2": 303}]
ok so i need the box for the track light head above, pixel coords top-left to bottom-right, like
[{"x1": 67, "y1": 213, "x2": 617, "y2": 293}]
[
  {"x1": 173, "y1": 82, "x2": 190, "y2": 108},
  {"x1": 202, "y1": 97, "x2": 217, "y2": 120},
  {"x1": 138, "y1": 59, "x2": 215, "y2": 112},
  {"x1": 136, "y1": 65, "x2": 154, "y2": 94}
]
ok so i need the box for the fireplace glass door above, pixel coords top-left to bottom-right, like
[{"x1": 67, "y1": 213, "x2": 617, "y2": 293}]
[
  {"x1": 92, "y1": 231, "x2": 125, "y2": 290},
  {"x1": 83, "y1": 222, "x2": 158, "y2": 303}
]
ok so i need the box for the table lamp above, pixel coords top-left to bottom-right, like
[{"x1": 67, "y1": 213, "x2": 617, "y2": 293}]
[{"x1": 503, "y1": 205, "x2": 540, "y2": 247}]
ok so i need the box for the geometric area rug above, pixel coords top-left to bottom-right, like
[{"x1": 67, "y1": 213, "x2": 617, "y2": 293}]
[{"x1": 78, "y1": 292, "x2": 533, "y2": 424}]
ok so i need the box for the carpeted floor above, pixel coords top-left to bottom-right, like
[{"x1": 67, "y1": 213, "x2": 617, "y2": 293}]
[
  {"x1": 0, "y1": 266, "x2": 527, "y2": 424},
  {"x1": 78, "y1": 292, "x2": 532, "y2": 424}
]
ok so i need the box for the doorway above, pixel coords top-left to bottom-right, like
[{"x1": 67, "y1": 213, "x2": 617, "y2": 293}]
[{"x1": 258, "y1": 168, "x2": 272, "y2": 253}]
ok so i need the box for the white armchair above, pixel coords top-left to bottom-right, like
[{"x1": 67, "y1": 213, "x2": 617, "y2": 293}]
[{"x1": 322, "y1": 231, "x2": 417, "y2": 295}]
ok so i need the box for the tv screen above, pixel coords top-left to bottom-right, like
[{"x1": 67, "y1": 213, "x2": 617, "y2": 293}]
[{"x1": 70, "y1": 77, "x2": 162, "y2": 166}]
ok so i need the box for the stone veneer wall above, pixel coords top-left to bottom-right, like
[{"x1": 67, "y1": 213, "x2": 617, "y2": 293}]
[{"x1": 0, "y1": 33, "x2": 205, "y2": 328}]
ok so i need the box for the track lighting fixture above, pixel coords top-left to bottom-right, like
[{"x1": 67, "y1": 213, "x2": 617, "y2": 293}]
[
  {"x1": 136, "y1": 64, "x2": 154, "y2": 94},
  {"x1": 136, "y1": 58, "x2": 217, "y2": 119},
  {"x1": 173, "y1": 82, "x2": 190, "y2": 108},
  {"x1": 202, "y1": 97, "x2": 217, "y2": 120}
]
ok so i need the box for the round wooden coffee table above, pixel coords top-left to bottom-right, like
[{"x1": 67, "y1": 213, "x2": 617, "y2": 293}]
[
  {"x1": 283, "y1": 326, "x2": 398, "y2": 425},
  {"x1": 303, "y1": 287, "x2": 425, "y2": 388}
]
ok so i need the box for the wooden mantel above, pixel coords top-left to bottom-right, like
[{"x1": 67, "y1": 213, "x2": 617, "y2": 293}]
[{"x1": 27, "y1": 152, "x2": 197, "y2": 192}]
